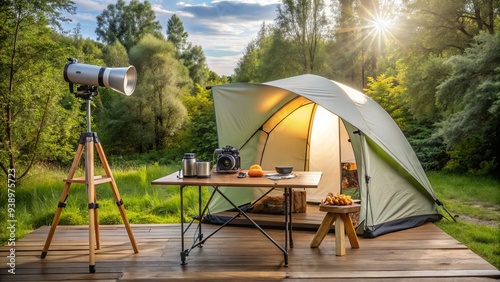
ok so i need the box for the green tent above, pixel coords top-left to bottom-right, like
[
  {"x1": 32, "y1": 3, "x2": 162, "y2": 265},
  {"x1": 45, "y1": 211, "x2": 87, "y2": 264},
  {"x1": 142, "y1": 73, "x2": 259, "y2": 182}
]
[{"x1": 208, "y1": 74, "x2": 444, "y2": 237}]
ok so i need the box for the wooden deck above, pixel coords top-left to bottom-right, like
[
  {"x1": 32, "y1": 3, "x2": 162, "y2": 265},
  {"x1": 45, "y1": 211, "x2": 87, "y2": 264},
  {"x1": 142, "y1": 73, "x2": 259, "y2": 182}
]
[{"x1": 1, "y1": 211, "x2": 499, "y2": 281}]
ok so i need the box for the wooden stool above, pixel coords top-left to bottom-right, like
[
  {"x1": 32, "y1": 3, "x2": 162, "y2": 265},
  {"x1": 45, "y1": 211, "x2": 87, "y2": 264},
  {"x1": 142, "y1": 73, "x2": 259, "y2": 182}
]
[{"x1": 310, "y1": 204, "x2": 360, "y2": 256}]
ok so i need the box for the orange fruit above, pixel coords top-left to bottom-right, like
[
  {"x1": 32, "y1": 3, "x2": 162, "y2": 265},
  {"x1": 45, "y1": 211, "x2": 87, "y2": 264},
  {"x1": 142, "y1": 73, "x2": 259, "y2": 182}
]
[
  {"x1": 249, "y1": 164, "x2": 262, "y2": 170},
  {"x1": 248, "y1": 169, "x2": 264, "y2": 177}
]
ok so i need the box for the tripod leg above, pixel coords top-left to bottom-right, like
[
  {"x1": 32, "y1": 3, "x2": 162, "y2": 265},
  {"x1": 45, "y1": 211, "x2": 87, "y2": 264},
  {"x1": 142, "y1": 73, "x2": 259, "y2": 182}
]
[
  {"x1": 94, "y1": 194, "x2": 101, "y2": 250},
  {"x1": 86, "y1": 139, "x2": 97, "y2": 273},
  {"x1": 41, "y1": 183, "x2": 70, "y2": 258},
  {"x1": 41, "y1": 143, "x2": 84, "y2": 258},
  {"x1": 95, "y1": 143, "x2": 139, "y2": 253}
]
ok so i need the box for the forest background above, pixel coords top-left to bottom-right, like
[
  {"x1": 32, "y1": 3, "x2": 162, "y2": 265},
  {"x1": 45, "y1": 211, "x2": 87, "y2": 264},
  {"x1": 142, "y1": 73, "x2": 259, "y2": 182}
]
[{"x1": 1, "y1": 0, "x2": 500, "y2": 183}]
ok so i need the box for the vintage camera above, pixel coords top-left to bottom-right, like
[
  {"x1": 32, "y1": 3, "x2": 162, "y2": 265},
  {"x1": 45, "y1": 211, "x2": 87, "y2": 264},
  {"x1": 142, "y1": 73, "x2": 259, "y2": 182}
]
[{"x1": 214, "y1": 145, "x2": 241, "y2": 172}]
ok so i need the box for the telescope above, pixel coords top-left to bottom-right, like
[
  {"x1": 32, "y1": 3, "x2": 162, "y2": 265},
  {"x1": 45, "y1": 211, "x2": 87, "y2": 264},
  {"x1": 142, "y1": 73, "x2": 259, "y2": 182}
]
[
  {"x1": 41, "y1": 59, "x2": 140, "y2": 273},
  {"x1": 63, "y1": 58, "x2": 137, "y2": 96}
]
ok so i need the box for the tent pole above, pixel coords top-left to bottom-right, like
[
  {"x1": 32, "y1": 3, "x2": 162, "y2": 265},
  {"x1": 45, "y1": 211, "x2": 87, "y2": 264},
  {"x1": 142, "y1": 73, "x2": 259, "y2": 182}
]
[
  {"x1": 338, "y1": 117, "x2": 342, "y2": 195},
  {"x1": 305, "y1": 104, "x2": 316, "y2": 172},
  {"x1": 357, "y1": 130, "x2": 374, "y2": 232}
]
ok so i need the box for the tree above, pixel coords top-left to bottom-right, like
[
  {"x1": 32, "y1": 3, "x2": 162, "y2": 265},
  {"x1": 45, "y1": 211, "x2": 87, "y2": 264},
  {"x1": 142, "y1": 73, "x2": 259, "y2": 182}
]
[
  {"x1": 128, "y1": 34, "x2": 189, "y2": 151},
  {"x1": 168, "y1": 72, "x2": 229, "y2": 161},
  {"x1": 364, "y1": 67, "x2": 450, "y2": 172},
  {"x1": 399, "y1": 0, "x2": 500, "y2": 118},
  {"x1": 102, "y1": 40, "x2": 129, "y2": 67},
  {"x1": 261, "y1": 27, "x2": 304, "y2": 81},
  {"x1": 166, "y1": 14, "x2": 208, "y2": 88},
  {"x1": 326, "y1": 0, "x2": 362, "y2": 86},
  {"x1": 0, "y1": 0, "x2": 77, "y2": 180},
  {"x1": 364, "y1": 74, "x2": 409, "y2": 131},
  {"x1": 234, "y1": 23, "x2": 272, "y2": 82},
  {"x1": 401, "y1": 0, "x2": 498, "y2": 55},
  {"x1": 95, "y1": 0, "x2": 163, "y2": 51},
  {"x1": 234, "y1": 23, "x2": 301, "y2": 82},
  {"x1": 233, "y1": 33, "x2": 264, "y2": 82},
  {"x1": 167, "y1": 14, "x2": 188, "y2": 55},
  {"x1": 181, "y1": 43, "x2": 209, "y2": 87},
  {"x1": 93, "y1": 40, "x2": 133, "y2": 153},
  {"x1": 403, "y1": 55, "x2": 449, "y2": 120},
  {"x1": 276, "y1": 0, "x2": 329, "y2": 73},
  {"x1": 435, "y1": 32, "x2": 500, "y2": 175},
  {"x1": 325, "y1": 0, "x2": 403, "y2": 88},
  {"x1": 177, "y1": 85, "x2": 217, "y2": 160}
]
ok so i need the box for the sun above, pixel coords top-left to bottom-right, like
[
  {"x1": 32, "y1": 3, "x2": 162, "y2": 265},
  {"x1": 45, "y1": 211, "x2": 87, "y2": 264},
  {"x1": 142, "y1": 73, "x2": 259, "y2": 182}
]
[
  {"x1": 373, "y1": 17, "x2": 392, "y2": 34},
  {"x1": 363, "y1": 14, "x2": 397, "y2": 52}
]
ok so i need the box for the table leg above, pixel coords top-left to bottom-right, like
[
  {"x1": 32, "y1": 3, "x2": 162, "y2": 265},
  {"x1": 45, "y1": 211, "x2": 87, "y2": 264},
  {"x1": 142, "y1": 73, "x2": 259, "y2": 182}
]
[
  {"x1": 214, "y1": 187, "x2": 288, "y2": 254},
  {"x1": 287, "y1": 188, "x2": 294, "y2": 249},
  {"x1": 197, "y1": 186, "x2": 203, "y2": 243},
  {"x1": 178, "y1": 185, "x2": 291, "y2": 267},
  {"x1": 284, "y1": 188, "x2": 289, "y2": 267},
  {"x1": 180, "y1": 185, "x2": 187, "y2": 265}
]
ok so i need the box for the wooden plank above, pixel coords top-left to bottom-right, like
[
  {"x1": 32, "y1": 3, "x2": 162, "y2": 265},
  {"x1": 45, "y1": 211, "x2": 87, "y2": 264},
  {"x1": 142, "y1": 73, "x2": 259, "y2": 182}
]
[
  {"x1": 1, "y1": 221, "x2": 499, "y2": 281},
  {"x1": 289, "y1": 270, "x2": 500, "y2": 279}
]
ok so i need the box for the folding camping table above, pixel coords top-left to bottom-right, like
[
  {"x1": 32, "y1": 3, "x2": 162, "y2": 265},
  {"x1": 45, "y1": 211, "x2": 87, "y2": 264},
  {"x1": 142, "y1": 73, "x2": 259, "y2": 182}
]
[{"x1": 151, "y1": 170, "x2": 322, "y2": 266}]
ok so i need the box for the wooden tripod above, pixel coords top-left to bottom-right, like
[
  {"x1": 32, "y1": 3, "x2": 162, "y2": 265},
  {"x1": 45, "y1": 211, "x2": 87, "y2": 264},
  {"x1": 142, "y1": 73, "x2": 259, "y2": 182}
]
[{"x1": 40, "y1": 91, "x2": 138, "y2": 273}]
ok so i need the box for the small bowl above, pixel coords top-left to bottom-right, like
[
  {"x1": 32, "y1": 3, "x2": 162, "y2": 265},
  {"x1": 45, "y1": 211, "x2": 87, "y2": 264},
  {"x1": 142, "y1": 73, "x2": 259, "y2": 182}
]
[{"x1": 275, "y1": 166, "x2": 293, "y2": 174}]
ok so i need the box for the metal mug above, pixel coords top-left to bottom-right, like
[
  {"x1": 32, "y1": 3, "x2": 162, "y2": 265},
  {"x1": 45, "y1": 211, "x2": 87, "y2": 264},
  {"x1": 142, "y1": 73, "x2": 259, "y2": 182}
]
[{"x1": 196, "y1": 161, "x2": 211, "y2": 178}]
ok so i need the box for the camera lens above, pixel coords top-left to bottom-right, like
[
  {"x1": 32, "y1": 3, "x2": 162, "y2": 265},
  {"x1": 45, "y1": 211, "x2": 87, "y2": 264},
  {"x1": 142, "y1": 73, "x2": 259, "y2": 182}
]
[{"x1": 217, "y1": 155, "x2": 235, "y2": 170}]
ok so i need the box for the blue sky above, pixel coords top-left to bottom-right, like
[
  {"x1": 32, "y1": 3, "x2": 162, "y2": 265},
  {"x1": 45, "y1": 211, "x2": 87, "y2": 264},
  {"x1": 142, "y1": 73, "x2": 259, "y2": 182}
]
[{"x1": 63, "y1": 0, "x2": 281, "y2": 76}]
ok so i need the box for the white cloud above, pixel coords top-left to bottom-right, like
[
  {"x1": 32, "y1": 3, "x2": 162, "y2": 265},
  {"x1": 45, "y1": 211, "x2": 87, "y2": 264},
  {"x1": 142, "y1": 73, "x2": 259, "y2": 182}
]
[
  {"x1": 72, "y1": 0, "x2": 110, "y2": 12},
  {"x1": 71, "y1": 13, "x2": 97, "y2": 21},
  {"x1": 211, "y1": 0, "x2": 280, "y2": 4},
  {"x1": 207, "y1": 54, "x2": 243, "y2": 76},
  {"x1": 152, "y1": 4, "x2": 194, "y2": 18}
]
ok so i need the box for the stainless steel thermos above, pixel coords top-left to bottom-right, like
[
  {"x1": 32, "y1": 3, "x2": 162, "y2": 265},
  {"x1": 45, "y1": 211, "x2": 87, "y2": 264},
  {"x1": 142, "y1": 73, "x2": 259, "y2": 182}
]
[{"x1": 182, "y1": 153, "x2": 197, "y2": 177}]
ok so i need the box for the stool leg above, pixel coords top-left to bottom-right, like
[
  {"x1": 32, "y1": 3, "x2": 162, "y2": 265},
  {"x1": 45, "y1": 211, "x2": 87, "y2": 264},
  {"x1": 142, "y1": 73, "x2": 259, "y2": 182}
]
[
  {"x1": 335, "y1": 216, "x2": 345, "y2": 256},
  {"x1": 342, "y1": 214, "x2": 360, "y2": 249},
  {"x1": 310, "y1": 213, "x2": 336, "y2": 248}
]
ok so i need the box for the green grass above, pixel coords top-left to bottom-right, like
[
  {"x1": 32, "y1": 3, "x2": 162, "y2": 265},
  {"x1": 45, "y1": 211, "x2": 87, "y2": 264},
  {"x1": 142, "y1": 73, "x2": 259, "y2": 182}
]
[
  {"x1": 0, "y1": 163, "x2": 209, "y2": 243},
  {"x1": 435, "y1": 220, "x2": 500, "y2": 268},
  {"x1": 1, "y1": 167, "x2": 498, "y2": 270},
  {"x1": 427, "y1": 171, "x2": 500, "y2": 269}
]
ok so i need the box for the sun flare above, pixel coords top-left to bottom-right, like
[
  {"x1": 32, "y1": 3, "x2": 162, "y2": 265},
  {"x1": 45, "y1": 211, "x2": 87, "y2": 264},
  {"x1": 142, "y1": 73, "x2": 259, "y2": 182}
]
[
  {"x1": 362, "y1": 12, "x2": 398, "y2": 52},
  {"x1": 373, "y1": 17, "x2": 392, "y2": 33}
]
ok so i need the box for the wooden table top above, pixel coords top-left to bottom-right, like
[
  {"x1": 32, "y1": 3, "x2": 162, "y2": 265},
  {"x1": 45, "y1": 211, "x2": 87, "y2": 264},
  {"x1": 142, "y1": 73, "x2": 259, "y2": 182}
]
[{"x1": 151, "y1": 170, "x2": 323, "y2": 188}]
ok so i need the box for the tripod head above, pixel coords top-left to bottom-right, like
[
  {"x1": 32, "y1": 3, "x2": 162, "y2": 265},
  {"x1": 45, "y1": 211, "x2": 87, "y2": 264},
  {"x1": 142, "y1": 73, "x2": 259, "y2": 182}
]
[
  {"x1": 71, "y1": 85, "x2": 98, "y2": 132},
  {"x1": 74, "y1": 85, "x2": 99, "y2": 100}
]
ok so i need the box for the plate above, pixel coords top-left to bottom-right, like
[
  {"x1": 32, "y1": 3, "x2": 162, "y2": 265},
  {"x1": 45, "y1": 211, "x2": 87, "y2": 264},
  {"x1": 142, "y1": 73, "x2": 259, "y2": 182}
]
[{"x1": 265, "y1": 173, "x2": 298, "y2": 180}]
